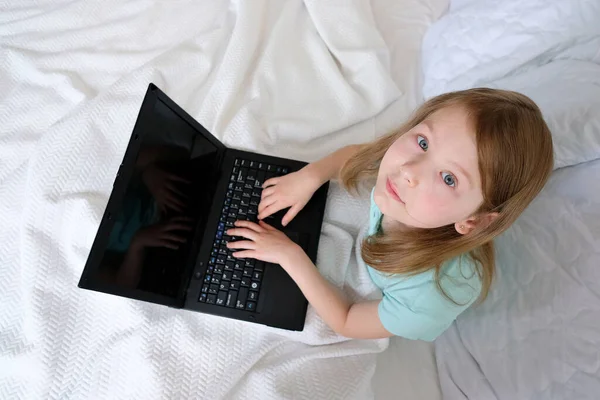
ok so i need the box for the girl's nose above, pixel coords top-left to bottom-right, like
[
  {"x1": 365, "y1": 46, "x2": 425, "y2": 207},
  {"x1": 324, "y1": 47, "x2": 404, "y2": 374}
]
[{"x1": 402, "y1": 164, "x2": 419, "y2": 187}]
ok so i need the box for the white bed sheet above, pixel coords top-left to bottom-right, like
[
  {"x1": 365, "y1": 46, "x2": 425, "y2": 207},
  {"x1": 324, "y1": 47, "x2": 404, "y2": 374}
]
[{"x1": 0, "y1": 1, "x2": 446, "y2": 399}]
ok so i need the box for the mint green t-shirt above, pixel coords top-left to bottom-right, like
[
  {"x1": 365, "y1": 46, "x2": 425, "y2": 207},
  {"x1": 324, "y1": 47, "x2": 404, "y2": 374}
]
[{"x1": 366, "y1": 189, "x2": 482, "y2": 341}]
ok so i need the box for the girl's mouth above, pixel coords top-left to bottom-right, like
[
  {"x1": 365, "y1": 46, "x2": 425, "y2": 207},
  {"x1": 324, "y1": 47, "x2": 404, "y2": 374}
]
[{"x1": 386, "y1": 178, "x2": 404, "y2": 204}]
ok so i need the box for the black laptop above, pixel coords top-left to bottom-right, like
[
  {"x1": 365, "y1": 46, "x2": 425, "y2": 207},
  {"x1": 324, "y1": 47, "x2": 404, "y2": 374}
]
[{"x1": 78, "y1": 83, "x2": 329, "y2": 331}]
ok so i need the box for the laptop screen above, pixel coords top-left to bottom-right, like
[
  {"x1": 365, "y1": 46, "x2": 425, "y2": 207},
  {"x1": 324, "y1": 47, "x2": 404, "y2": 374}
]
[{"x1": 91, "y1": 96, "x2": 221, "y2": 302}]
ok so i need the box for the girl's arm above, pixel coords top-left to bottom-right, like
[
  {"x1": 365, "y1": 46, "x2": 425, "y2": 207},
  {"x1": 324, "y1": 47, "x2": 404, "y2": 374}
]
[
  {"x1": 228, "y1": 221, "x2": 391, "y2": 338},
  {"x1": 281, "y1": 248, "x2": 392, "y2": 339},
  {"x1": 305, "y1": 144, "x2": 363, "y2": 185}
]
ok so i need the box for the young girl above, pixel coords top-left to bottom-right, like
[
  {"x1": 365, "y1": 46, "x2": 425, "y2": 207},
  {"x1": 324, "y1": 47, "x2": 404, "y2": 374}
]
[{"x1": 226, "y1": 88, "x2": 554, "y2": 340}]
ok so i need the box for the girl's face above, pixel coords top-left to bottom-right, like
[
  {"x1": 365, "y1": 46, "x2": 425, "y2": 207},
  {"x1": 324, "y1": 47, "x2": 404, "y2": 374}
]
[{"x1": 374, "y1": 106, "x2": 485, "y2": 231}]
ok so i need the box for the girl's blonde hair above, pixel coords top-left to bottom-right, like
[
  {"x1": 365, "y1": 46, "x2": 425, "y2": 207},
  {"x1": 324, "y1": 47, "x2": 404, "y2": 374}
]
[{"x1": 340, "y1": 88, "x2": 554, "y2": 303}]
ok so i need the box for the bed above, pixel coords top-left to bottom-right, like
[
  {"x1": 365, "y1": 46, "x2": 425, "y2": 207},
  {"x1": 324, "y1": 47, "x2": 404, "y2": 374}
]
[{"x1": 2, "y1": 0, "x2": 599, "y2": 399}]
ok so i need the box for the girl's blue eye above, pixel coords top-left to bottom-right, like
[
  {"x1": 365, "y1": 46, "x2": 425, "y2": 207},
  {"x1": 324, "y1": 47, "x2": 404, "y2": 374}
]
[
  {"x1": 442, "y1": 172, "x2": 456, "y2": 187},
  {"x1": 417, "y1": 135, "x2": 428, "y2": 151}
]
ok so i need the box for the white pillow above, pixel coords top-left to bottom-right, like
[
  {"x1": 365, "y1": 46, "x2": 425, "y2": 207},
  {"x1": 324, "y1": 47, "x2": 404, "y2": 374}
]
[
  {"x1": 486, "y1": 60, "x2": 600, "y2": 170},
  {"x1": 421, "y1": 0, "x2": 600, "y2": 97},
  {"x1": 421, "y1": 0, "x2": 600, "y2": 169}
]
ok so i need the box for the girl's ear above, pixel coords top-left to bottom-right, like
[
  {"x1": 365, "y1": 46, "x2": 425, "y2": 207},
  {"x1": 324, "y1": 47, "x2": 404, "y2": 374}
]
[{"x1": 455, "y1": 212, "x2": 499, "y2": 235}]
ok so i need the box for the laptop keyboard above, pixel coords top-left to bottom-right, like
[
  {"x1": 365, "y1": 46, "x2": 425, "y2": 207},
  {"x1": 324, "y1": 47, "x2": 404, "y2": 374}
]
[{"x1": 198, "y1": 158, "x2": 289, "y2": 311}]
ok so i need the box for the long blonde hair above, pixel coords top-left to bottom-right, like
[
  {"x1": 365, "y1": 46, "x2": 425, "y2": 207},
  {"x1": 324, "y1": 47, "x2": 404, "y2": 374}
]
[{"x1": 340, "y1": 88, "x2": 554, "y2": 303}]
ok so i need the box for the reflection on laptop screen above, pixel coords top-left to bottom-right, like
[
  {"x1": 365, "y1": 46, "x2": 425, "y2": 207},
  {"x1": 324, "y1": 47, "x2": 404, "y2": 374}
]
[{"x1": 94, "y1": 98, "x2": 219, "y2": 299}]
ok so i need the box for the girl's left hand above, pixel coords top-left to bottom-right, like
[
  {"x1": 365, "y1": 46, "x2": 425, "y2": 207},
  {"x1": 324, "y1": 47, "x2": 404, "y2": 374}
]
[{"x1": 226, "y1": 220, "x2": 302, "y2": 265}]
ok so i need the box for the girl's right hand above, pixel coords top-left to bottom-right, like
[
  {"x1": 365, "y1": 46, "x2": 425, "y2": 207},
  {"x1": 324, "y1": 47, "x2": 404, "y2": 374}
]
[{"x1": 258, "y1": 165, "x2": 323, "y2": 226}]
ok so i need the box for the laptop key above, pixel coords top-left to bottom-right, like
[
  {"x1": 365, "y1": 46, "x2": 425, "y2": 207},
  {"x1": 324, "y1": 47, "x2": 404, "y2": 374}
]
[
  {"x1": 214, "y1": 265, "x2": 224, "y2": 275},
  {"x1": 224, "y1": 262, "x2": 234, "y2": 272},
  {"x1": 246, "y1": 301, "x2": 256, "y2": 311},
  {"x1": 198, "y1": 293, "x2": 207, "y2": 302},
  {"x1": 250, "y1": 281, "x2": 260, "y2": 291},
  {"x1": 235, "y1": 299, "x2": 245, "y2": 310},
  {"x1": 234, "y1": 183, "x2": 243, "y2": 191},
  {"x1": 244, "y1": 259, "x2": 255, "y2": 267},
  {"x1": 237, "y1": 170, "x2": 245, "y2": 182},
  {"x1": 258, "y1": 162, "x2": 266, "y2": 170},
  {"x1": 253, "y1": 271, "x2": 262, "y2": 281},
  {"x1": 216, "y1": 291, "x2": 227, "y2": 306},
  {"x1": 234, "y1": 261, "x2": 244, "y2": 271},
  {"x1": 201, "y1": 284, "x2": 209, "y2": 293},
  {"x1": 247, "y1": 169, "x2": 257, "y2": 181},
  {"x1": 243, "y1": 268, "x2": 252, "y2": 277},
  {"x1": 249, "y1": 160, "x2": 257, "y2": 168},
  {"x1": 234, "y1": 158, "x2": 241, "y2": 166},
  {"x1": 226, "y1": 290, "x2": 237, "y2": 308},
  {"x1": 232, "y1": 271, "x2": 242, "y2": 280},
  {"x1": 255, "y1": 170, "x2": 266, "y2": 187},
  {"x1": 266, "y1": 164, "x2": 276, "y2": 172},
  {"x1": 248, "y1": 291, "x2": 258, "y2": 301},
  {"x1": 240, "y1": 159, "x2": 248, "y2": 167},
  {"x1": 206, "y1": 294, "x2": 217, "y2": 304},
  {"x1": 254, "y1": 261, "x2": 264, "y2": 272},
  {"x1": 221, "y1": 271, "x2": 231, "y2": 281},
  {"x1": 237, "y1": 287, "x2": 248, "y2": 307},
  {"x1": 230, "y1": 280, "x2": 240, "y2": 290},
  {"x1": 219, "y1": 282, "x2": 228, "y2": 291},
  {"x1": 240, "y1": 277, "x2": 250, "y2": 287}
]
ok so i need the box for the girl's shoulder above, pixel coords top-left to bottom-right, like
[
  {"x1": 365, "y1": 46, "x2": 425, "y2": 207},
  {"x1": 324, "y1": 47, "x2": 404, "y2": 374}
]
[{"x1": 437, "y1": 254, "x2": 483, "y2": 302}]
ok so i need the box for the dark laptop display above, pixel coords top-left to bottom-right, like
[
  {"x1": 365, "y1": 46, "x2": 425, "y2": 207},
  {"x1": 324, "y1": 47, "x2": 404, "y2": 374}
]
[
  {"x1": 79, "y1": 84, "x2": 329, "y2": 330},
  {"x1": 94, "y1": 96, "x2": 219, "y2": 300}
]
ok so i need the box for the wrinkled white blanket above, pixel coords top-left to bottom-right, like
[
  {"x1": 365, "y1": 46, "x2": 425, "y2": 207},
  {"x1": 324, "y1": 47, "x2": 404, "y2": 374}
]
[{"x1": 0, "y1": 0, "x2": 444, "y2": 398}]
